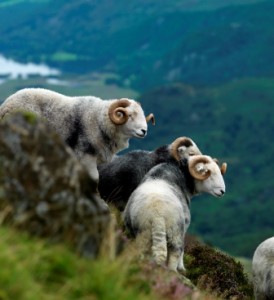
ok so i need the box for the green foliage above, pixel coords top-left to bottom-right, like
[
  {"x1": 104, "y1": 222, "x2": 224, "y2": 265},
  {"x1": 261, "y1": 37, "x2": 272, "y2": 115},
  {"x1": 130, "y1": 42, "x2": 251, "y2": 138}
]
[
  {"x1": 0, "y1": 225, "x2": 221, "y2": 300},
  {"x1": 0, "y1": 0, "x2": 273, "y2": 90},
  {"x1": 185, "y1": 236, "x2": 254, "y2": 299},
  {"x1": 0, "y1": 0, "x2": 273, "y2": 260},
  {"x1": 21, "y1": 111, "x2": 38, "y2": 124},
  {"x1": 0, "y1": 75, "x2": 139, "y2": 104},
  {"x1": 0, "y1": 226, "x2": 156, "y2": 300}
]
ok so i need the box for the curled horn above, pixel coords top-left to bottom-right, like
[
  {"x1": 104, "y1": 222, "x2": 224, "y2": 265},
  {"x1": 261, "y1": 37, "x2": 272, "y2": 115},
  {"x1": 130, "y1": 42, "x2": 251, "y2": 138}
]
[
  {"x1": 170, "y1": 137, "x2": 199, "y2": 161},
  {"x1": 108, "y1": 99, "x2": 130, "y2": 125},
  {"x1": 188, "y1": 155, "x2": 211, "y2": 180},
  {"x1": 146, "y1": 113, "x2": 155, "y2": 125}
]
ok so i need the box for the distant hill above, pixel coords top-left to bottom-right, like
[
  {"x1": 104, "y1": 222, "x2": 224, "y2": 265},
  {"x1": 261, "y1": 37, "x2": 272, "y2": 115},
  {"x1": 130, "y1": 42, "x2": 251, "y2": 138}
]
[
  {"x1": 0, "y1": 0, "x2": 272, "y2": 90},
  {"x1": 130, "y1": 78, "x2": 274, "y2": 257}
]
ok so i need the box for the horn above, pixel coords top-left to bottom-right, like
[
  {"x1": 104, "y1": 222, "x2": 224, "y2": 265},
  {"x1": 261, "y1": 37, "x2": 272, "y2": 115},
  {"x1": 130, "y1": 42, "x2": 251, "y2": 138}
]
[
  {"x1": 146, "y1": 113, "x2": 155, "y2": 125},
  {"x1": 108, "y1": 99, "x2": 130, "y2": 125},
  {"x1": 170, "y1": 137, "x2": 201, "y2": 161},
  {"x1": 220, "y1": 162, "x2": 227, "y2": 175},
  {"x1": 188, "y1": 155, "x2": 211, "y2": 180}
]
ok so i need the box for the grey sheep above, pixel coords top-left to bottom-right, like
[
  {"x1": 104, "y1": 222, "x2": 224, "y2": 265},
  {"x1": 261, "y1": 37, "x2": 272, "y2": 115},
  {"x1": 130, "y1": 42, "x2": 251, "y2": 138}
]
[
  {"x1": 123, "y1": 155, "x2": 227, "y2": 272},
  {"x1": 0, "y1": 88, "x2": 155, "y2": 181},
  {"x1": 252, "y1": 236, "x2": 274, "y2": 300}
]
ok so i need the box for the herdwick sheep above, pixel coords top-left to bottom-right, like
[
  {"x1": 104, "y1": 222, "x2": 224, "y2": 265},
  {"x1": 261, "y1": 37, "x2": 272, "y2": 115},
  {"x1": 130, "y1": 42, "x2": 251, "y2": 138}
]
[
  {"x1": 0, "y1": 88, "x2": 155, "y2": 181},
  {"x1": 123, "y1": 155, "x2": 227, "y2": 272},
  {"x1": 98, "y1": 137, "x2": 203, "y2": 211},
  {"x1": 252, "y1": 237, "x2": 274, "y2": 300}
]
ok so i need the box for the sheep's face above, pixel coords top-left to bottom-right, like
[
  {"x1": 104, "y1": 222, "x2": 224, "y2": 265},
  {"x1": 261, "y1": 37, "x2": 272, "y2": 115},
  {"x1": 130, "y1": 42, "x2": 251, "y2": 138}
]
[
  {"x1": 189, "y1": 155, "x2": 226, "y2": 197},
  {"x1": 177, "y1": 142, "x2": 201, "y2": 159},
  {"x1": 119, "y1": 100, "x2": 148, "y2": 138},
  {"x1": 169, "y1": 137, "x2": 202, "y2": 162}
]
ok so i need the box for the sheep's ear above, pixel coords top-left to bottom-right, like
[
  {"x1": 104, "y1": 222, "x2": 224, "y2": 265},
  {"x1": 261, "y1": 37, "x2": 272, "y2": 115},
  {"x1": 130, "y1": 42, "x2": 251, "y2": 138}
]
[{"x1": 188, "y1": 155, "x2": 211, "y2": 180}]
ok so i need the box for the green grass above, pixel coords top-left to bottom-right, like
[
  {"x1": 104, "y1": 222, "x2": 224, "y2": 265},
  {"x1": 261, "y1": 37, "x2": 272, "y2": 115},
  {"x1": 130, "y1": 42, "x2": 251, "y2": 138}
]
[
  {"x1": 51, "y1": 52, "x2": 79, "y2": 62},
  {"x1": 2, "y1": 224, "x2": 252, "y2": 300},
  {"x1": 0, "y1": 74, "x2": 139, "y2": 103},
  {"x1": 0, "y1": 226, "x2": 156, "y2": 300}
]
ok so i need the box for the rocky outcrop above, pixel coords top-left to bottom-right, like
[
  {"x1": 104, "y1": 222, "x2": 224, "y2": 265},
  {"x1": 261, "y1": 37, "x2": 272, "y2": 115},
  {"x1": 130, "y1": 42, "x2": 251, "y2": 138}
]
[{"x1": 0, "y1": 112, "x2": 110, "y2": 258}]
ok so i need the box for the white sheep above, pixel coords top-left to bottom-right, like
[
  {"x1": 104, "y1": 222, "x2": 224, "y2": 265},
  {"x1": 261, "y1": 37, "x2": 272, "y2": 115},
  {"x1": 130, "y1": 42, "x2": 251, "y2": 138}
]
[
  {"x1": 0, "y1": 88, "x2": 155, "y2": 181},
  {"x1": 252, "y1": 237, "x2": 274, "y2": 300},
  {"x1": 123, "y1": 155, "x2": 227, "y2": 272}
]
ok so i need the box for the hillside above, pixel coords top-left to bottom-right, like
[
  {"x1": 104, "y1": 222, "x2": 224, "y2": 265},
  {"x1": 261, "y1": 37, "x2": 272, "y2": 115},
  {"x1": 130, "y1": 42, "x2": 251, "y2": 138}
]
[
  {"x1": 0, "y1": 111, "x2": 254, "y2": 299},
  {"x1": 1, "y1": 77, "x2": 272, "y2": 258},
  {"x1": 0, "y1": 0, "x2": 272, "y2": 90},
  {"x1": 0, "y1": 225, "x2": 254, "y2": 300},
  {"x1": 0, "y1": 0, "x2": 273, "y2": 260},
  {"x1": 130, "y1": 78, "x2": 274, "y2": 258}
]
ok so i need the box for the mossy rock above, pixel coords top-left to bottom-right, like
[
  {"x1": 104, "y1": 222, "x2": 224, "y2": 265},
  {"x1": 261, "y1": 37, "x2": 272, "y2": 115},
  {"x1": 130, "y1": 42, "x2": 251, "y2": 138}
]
[{"x1": 0, "y1": 112, "x2": 110, "y2": 258}]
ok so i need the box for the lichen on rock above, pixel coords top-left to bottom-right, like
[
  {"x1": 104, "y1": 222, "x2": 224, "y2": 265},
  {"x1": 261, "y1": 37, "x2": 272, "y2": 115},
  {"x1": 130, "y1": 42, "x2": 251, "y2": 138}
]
[{"x1": 0, "y1": 112, "x2": 110, "y2": 258}]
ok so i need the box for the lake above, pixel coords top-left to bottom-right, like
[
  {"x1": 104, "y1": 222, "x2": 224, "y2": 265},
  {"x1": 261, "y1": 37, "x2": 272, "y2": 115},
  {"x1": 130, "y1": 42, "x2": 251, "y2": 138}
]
[{"x1": 0, "y1": 54, "x2": 60, "y2": 81}]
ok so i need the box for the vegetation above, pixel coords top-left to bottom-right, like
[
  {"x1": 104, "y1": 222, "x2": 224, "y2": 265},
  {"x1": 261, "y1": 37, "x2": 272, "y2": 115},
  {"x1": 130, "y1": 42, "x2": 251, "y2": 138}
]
[
  {"x1": 185, "y1": 236, "x2": 254, "y2": 299},
  {"x1": 133, "y1": 78, "x2": 274, "y2": 258},
  {"x1": 0, "y1": 224, "x2": 254, "y2": 300},
  {"x1": 0, "y1": 0, "x2": 273, "y2": 260},
  {"x1": 0, "y1": 0, "x2": 273, "y2": 90},
  {"x1": 0, "y1": 74, "x2": 139, "y2": 102},
  {"x1": 1, "y1": 73, "x2": 274, "y2": 260},
  {"x1": 0, "y1": 226, "x2": 154, "y2": 300}
]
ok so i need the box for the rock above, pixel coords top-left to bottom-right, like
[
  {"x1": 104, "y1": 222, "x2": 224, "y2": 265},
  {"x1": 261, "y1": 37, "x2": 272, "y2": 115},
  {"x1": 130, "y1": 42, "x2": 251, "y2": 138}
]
[{"x1": 0, "y1": 112, "x2": 110, "y2": 258}]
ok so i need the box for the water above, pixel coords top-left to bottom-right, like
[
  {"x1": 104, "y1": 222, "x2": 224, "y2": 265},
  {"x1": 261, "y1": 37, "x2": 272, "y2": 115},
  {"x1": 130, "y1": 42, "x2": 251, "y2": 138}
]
[{"x1": 0, "y1": 54, "x2": 60, "y2": 81}]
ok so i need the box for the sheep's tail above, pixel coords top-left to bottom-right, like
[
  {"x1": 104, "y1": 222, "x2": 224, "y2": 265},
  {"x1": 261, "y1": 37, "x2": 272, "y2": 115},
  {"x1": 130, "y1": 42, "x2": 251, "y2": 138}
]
[{"x1": 151, "y1": 217, "x2": 167, "y2": 266}]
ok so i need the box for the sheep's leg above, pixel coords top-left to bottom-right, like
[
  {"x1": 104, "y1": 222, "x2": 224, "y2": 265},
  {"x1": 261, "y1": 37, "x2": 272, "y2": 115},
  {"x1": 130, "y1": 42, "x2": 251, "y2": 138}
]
[
  {"x1": 168, "y1": 247, "x2": 183, "y2": 272},
  {"x1": 177, "y1": 250, "x2": 186, "y2": 272},
  {"x1": 167, "y1": 228, "x2": 184, "y2": 272},
  {"x1": 151, "y1": 218, "x2": 167, "y2": 266},
  {"x1": 80, "y1": 154, "x2": 99, "y2": 183}
]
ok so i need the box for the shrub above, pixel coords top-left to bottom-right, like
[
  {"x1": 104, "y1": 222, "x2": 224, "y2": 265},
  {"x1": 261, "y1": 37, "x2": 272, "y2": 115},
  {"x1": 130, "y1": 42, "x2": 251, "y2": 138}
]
[{"x1": 185, "y1": 235, "x2": 254, "y2": 299}]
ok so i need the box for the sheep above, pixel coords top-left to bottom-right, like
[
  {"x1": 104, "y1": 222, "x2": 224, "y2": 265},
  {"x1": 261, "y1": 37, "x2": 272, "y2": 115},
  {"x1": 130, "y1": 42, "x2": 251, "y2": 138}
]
[
  {"x1": 252, "y1": 237, "x2": 274, "y2": 300},
  {"x1": 123, "y1": 155, "x2": 227, "y2": 272},
  {"x1": 0, "y1": 88, "x2": 155, "y2": 181},
  {"x1": 98, "y1": 136, "x2": 203, "y2": 211}
]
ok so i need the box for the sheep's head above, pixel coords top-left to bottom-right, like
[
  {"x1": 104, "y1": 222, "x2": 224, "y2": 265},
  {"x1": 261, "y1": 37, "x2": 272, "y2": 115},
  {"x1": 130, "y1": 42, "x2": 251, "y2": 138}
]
[
  {"x1": 188, "y1": 155, "x2": 226, "y2": 197},
  {"x1": 170, "y1": 137, "x2": 202, "y2": 161},
  {"x1": 108, "y1": 98, "x2": 155, "y2": 138}
]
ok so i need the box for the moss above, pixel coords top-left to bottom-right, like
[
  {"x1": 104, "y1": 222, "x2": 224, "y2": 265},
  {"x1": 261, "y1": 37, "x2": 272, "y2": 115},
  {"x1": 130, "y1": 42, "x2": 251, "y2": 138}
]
[
  {"x1": 21, "y1": 111, "x2": 38, "y2": 124},
  {"x1": 185, "y1": 236, "x2": 254, "y2": 299}
]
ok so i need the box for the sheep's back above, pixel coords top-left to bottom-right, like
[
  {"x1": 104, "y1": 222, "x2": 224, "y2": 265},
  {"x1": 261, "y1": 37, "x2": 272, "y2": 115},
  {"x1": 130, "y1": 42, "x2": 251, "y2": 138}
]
[
  {"x1": 98, "y1": 150, "x2": 156, "y2": 210},
  {"x1": 125, "y1": 179, "x2": 185, "y2": 229}
]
